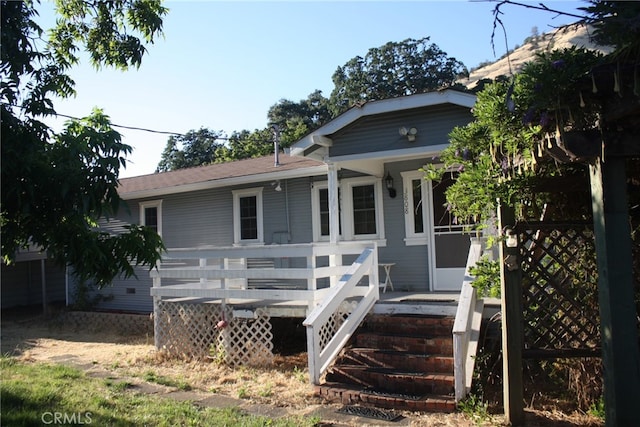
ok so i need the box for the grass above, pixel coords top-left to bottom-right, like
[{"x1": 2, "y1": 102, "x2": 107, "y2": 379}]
[
  {"x1": 0, "y1": 357, "x2": 320, "y2": 427},
  {"x1": 143, "y1": 370, "x2": 192, "y2": 391}
]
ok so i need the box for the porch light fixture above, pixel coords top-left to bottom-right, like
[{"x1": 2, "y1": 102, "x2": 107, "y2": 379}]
[
  {"x1": 272, "y1": 180, "x2": 282, "y2": 192},
  {"x1": 399, "y1": 126, "x2": 418, "y2": 142},
  {"x1": 385, "y1": 172, "x2": 396, "y2": 198}
]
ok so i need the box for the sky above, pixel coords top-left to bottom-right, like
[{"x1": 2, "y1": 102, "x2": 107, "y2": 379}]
[{"x1": 37, "y1": 0, "x2": 588, "y2": 178}]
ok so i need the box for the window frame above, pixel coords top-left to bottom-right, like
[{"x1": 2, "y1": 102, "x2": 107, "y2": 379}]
[
  {"x1": 139, "y1": 200, "x2": 163, "y2": 237},
  {"x1": 232, "y1": 187, "x2": 264, "y2": 245},
  {"x1": 401, "y1": 171, "x2": 431, "y2": 246},
  {"x1": 311, "y1": 177, "x2": 385, "y2": 243},
  {"x1": 311, "y1": 182, "x2": 342, "y2": 242}
]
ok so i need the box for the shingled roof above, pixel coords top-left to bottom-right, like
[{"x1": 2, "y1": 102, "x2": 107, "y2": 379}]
[{"x1": 118, "y1": 154, "x2": 326, "y2": 199}]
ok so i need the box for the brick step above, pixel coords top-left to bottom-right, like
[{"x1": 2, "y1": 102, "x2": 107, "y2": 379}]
[
  {"x1": 363, "y1": 314, "x2": 454, "y2": 336},
  {"x1": 326, "y1": 365, "x2": 455, "y2": 396},
  {"x1": 315, "y1": 382, "x2": 456, "y2": 413},
  {"x1": 354, "y1": 332, "x2": 453, "y2": 356},
  {"x1": 337, "y1": 348, "x2": 454, "y2": 373}
]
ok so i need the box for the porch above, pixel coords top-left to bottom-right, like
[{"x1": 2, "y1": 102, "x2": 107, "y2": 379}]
[{"x1": 150, "y1": 240, "x2": 488, "y2": 402}]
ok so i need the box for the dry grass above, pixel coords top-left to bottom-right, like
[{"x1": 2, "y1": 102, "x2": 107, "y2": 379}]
[{"x1": 1, "y1": 312, "x2": 604, "y2": 426}]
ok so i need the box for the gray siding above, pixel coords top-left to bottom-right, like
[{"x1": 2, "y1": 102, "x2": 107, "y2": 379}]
[
  {"x1": 72, "y1": 176, "x2": 316, "y2": 312},
  {"x1": 377, "y1": 159, "x2": 433, "y2": 292},
  {"x1": 73, "y1": 266, "x2": 155, "y2": 313},
  {"x1": 328, "y1": 104, "x2": 472, "y2": 158},
  {"x1": 1, "y1": 260, "x2": 66, "y2": 308}
]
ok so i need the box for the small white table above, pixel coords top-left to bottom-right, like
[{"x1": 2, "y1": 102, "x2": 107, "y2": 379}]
[{"x1": 379, "y1": 263, "x2": 395, "y2": 293}]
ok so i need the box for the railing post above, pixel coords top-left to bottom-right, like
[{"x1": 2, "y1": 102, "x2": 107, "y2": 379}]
[{"x1": 306, "y1": 325, "x2": 320, "y2": 384}]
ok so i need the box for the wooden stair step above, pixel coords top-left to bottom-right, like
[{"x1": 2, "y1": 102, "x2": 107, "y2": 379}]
[
  {"x1": 355, "y1": 332, "x2": 453, "y2": 355},
  {"x1": 315, "y1": 382, "x2": 456, "y2": 413},
  {"x1": 364, "y1": 314, "x2": 454, "y2": 336},
  {"x1": 339, "y1": 348, "x2": 454, "y2": 373},
  {"x1": 326, "y1": 365, "x2": 455, "y2": 395}
]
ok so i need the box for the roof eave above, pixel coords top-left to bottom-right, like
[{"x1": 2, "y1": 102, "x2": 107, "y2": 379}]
[{"x1": 119, "y1": 165, "x2": 328, "y2": 200}]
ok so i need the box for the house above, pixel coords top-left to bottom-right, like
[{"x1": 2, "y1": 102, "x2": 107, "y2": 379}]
[
  {"x1": 76, "y1": 89, "x2": 477, "y2": 311},
  {"x1": 2, "y1": 89, "x2": 484, "y2": 408}
]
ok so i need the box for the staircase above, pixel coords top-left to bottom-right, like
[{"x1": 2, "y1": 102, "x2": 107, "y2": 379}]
[{"x1": 315, "y1": 313, "x2": 457, "y2": 412}]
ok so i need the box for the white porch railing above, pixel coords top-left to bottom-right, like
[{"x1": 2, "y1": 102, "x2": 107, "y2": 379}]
[
  {"x1": 150, "y1": 242, "x2": 377, "y2": 348},
  {"x1": 453, "y1": 238, "x2": 486, "y2": 402},
  {"x1": 303, "y1": 246, "x2": 379, "y2": 384}
]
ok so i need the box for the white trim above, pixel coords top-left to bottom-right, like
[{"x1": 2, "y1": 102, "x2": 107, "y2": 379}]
[
  {"x1": 329, "y1": 144, "x2": 449, "y2": 164},
  {"x1": 341, "y1": 176, "x2": 386, "y2": 242},
  {"x1": 232, "y1": 187, "x2": 264, "y2": 245},
  {"x1": 139, "y1": 199, "x2": 163, "y2": 237},
  {"x1": 311, "y1": 182, "x2": 343, "y2": 243},
  {"x1": 311, "y1": 177, "x2": 386, "y2": 243},
  {"x1": 401, "y1": 171, "x2": 431, "y2": 246}
]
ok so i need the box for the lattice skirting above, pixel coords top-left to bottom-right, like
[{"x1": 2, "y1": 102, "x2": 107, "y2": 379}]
[{"x1": 155, "y1": 301, "x2": 273, "y2": 366}]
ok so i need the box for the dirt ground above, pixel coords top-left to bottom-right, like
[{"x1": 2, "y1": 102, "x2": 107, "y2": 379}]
[{"x1": 0, "y1": 309, "x2": 603, "y2": 427}]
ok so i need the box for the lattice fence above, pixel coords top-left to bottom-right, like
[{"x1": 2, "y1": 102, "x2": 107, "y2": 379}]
[
  {"x1": 318, "y1": 300, "x2": 358, "y2": 353},
  {"x1": 517, "y1": 222, "x2": 601, "y2": 357},
  {"x1": 155, "y1": 301, "x2": 273, "y2": 366}
]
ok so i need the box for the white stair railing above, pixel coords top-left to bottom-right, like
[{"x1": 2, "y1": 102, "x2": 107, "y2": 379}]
[
  {"x1": 303, "y1": 245, "x2": 379, "y2": 384},
  {"x1": 453, "y1": 238, "x2": 486, "y2": 402}
]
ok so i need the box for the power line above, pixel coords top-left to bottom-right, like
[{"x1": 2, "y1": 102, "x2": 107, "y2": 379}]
[{"x1": 53, "y1": 112, "x2": 190, "y2": 137}]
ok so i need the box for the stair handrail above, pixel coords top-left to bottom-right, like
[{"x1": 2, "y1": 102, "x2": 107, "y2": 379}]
[
  {"x1": 453, "y1": 238, "x2": 485, "y2": 402},
  {"x1": 303, "y1": 244, "x2": 379, "y2": 384}
]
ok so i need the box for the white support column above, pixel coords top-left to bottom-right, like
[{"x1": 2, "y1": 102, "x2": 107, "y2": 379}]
[
  {"x1": 327, "y1": 162, "x2": 340, "y2": 245},
  {"x1": 327, "y1": 162, "x2": 342, "y2": 286}
]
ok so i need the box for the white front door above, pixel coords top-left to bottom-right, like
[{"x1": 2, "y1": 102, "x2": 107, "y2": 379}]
[{"x1": 429, "y1": 173, "x2": 470, "y2": 291}]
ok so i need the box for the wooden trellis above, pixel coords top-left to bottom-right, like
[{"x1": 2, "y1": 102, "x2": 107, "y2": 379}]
[
  {"x1": 516, "y1": 222, "x2": 601, "y2": 358},
  {"x1": 155, "y1": 300, "x2": 274, "y2": 365}
]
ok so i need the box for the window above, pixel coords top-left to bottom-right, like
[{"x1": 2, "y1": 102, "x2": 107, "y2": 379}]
[
  {"x1": 312, "y1": 177, "x2": 385, "y2": 242},
  {"x1": 139, "y1": 200, "x2": 163, "y2": 236},
  {"x1": 401, "y1": 171, "x2": 430, "y2": 245},
  {"x1": 352, "y1": 184, "x2": 376, "y2": 235},
  {"x1": 233, "y1": 188, "x2": 263, "y2": 244},
  {"x1": 311, "y1": 184, "x2": 341, "y2": 241}
]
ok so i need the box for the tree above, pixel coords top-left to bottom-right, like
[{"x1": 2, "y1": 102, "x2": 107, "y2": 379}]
[
  {"x1": 214, "y1": 128, "x2": 275, "y2": 163},
  {"x1": 1, "y1": 0, "x2": 167, "y2": 287},
  {"x1": 329, "y1": 37, "x2": 468, "y2": 116},
  {"x1": 267, "y1": 90, "x2": 331, "y2": 144},
  {"x1": 156, "y1": 128, "x2": 224, "y2": 172}
]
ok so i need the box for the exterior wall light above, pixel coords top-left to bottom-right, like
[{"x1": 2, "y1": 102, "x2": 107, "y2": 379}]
[
  {"x1": 385, "y1": 172, "x2": 396, "y2": 198},
  {"x1": 399, "y1": 126, "x2": 418, "y2": 142}
]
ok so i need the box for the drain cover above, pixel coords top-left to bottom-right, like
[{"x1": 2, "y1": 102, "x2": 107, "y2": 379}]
[{"x1": 336, "y1": 405, "x2": 401, "y2": 421}]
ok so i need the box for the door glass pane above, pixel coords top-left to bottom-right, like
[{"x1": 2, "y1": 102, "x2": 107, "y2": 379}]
[
  {"x1": 412, "y1": 179, "x2": 424, "y2": 234},
  {"x1": 352, "y1": 184, "x2": 376, "y2": 235},
  {"x1": 432, "y1": 173, "x2": 462, "y2": 231}
]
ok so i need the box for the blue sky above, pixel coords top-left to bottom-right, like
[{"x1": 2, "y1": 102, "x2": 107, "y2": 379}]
[{"x1": 39, "y1": 1, "x2": 587, "y2": 177}]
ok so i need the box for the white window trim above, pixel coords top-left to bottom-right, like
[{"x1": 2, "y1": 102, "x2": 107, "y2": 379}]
[
  {"x1": 311, "y1": 176, "x2": 386, "y2": 243},
  {"x1": 311, "y1": 182, "x2": 345, "y2": 242},
  {"x1": 232, "y1": 187, "x2": 264, "y2": 245},
  {"x1": 401, "y1": 171, "x2": 431, "y2": 246},
  {"x1": 139, "y1": 200, "x2": 163, "y2": 237}
]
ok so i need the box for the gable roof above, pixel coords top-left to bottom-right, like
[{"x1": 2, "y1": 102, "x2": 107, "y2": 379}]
[
  {"x1": 290, "y1": 89, "x2": 476, "y2": 157},
  {"x1": 118, "y1": 154, "x2": 326, "y2": 200}
]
